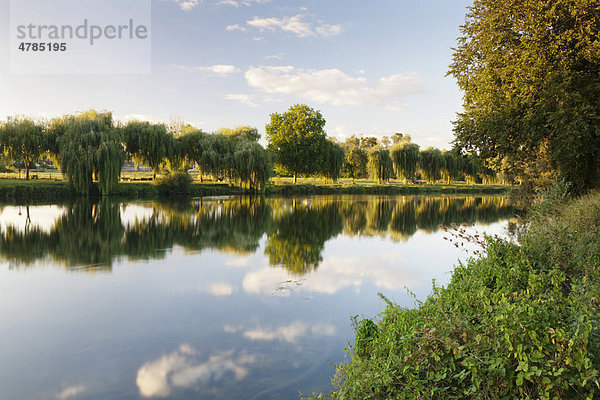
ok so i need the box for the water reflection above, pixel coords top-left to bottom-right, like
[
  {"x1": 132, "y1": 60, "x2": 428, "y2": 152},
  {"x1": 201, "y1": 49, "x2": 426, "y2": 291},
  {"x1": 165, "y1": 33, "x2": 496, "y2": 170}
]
[
  {"x1": 136, "y1": 345, "x2": 256, "y2": 398},
  {"x1": 0, "y1": 195, "x2": 513, "y2": 273}
]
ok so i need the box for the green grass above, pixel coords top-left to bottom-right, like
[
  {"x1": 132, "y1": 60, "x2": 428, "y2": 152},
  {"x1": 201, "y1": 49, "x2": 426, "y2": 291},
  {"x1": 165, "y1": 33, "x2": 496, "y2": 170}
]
[
  {"x1": 326, "y1": 188, "x2": 600, "y2": 399},
  {"x1": 0, "y1": 175, "x2": 510, "y2": 202}
]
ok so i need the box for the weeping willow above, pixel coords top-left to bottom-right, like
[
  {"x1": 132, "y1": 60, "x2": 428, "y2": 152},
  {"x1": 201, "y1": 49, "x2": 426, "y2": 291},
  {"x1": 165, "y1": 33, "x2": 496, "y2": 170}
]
[
  {"x1": 320, "y1": 140, "x2": 345, "y2": 183},
  {"x1": 390, "y1": 141, "x2": 420, "y2": 183},
  {"x1": 441, "y1": 151, "x2": 461, "y2": 184},
  {"x1": 123, "y1": 121, "x2": 173, "y2": 180},
  {"x1": 57, "y1": 111, "x2": 125, "y2": 196},
  {"x1": 419, "y1": 147, "x2": 445, "y2": 183},
  {"x1": 368, "y1": 148, "x2": 394, "y2": 183},
  {"x1": 231, "y1": 139, "x2": 272, "y2": 191},
  {"x1": 462, "y1": 154, "x2": 482, "y2": 184}
]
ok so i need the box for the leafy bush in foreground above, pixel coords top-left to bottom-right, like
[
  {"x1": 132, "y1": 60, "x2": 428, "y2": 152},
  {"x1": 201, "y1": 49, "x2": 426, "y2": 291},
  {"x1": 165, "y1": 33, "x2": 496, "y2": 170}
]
[{"x1": 333, "y1": 192, "x2": 600, "y2": 399}]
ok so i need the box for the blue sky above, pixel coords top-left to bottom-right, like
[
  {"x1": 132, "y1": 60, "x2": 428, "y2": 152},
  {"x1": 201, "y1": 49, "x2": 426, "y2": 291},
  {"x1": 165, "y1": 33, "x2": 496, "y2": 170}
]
[{"x1": 0, "y1": 0, "x2": 472, "y2": 149}]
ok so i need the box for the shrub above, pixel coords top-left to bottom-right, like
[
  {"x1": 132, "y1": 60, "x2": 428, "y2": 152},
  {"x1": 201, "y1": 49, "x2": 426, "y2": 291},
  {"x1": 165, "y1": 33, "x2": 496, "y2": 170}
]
[
  {"x1": 333, "y1": 232, "x2": 600, "y2": 399},
  {"x1": 157, "y1": 171, "x2": 192, "y2": 196}
]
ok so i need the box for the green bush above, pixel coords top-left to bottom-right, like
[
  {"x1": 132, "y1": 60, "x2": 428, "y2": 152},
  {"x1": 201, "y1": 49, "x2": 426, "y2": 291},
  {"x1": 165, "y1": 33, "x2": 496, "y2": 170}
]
[
  {"x1": 157, "y1": 171, "x2": 192, "y2": 196},
  {"x1": 333, "y1": 192, "x2": 600, "y2": 399}
]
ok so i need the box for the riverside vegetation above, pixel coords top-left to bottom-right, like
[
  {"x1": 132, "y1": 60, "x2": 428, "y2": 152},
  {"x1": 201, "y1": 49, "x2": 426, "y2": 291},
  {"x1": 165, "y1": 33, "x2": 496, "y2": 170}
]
[
  {"x1": 327, "y1": 184, "x2": 600, "y2": 399},
  {"x1": 0, "y1": 106, "x2": 510, "y2": 201}
]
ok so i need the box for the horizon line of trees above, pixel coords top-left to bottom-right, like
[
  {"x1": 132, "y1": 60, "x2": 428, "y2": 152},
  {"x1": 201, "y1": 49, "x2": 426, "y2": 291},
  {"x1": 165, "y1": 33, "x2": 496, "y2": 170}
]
[
  {"x1": 0, "y1": 110, "x2": 273, "y2": 195},
  {"x1": 0, "y1": 106, "x2": 502, "y2": 195}
]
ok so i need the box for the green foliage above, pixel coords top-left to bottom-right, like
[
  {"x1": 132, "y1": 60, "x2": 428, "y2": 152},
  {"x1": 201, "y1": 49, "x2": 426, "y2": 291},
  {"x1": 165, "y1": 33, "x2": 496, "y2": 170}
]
[
  {"x1": 321, "y1": 140, "x2": 345, "y2": 183},
  {"x1": 218, "y1": 125, "x2": 261, "y2": 142},
  {"x1": 266, "y1": 104, "x2": 328, "y2": 183},
  {"x1": 441, "y1": 151, "x2": 461, "y2": 184},
  {"x1": 123, "y1": 121, "x2": 173, "y2": 180},
  {"x1": 230, "y1": 138, "x2": 273, "y2": 191},
  {"x1": 354, "y1": 318, "x2": 379, "y2": 359},
  {"x1": 390, "y1": 140, "x2": 420, "y2": 183},
  {"x1": 342, "y1": 136, "x2": 369, "y2": 181},
  {"x1": 56, "y1": 110, "x2": 125, "y2": 196},
  {"x1": 0, "y1": 116, "x2": 46, "y2": 180},
  {"x1": 419, "y1": 147, "x2": 444, "y2": 183},
  {"x1": 157, "y1": 171, "x2": 193, "y2": 196},
  {"x1": 449, "y1": 0, "x2": 600, "y2": 194},
  {"x1": 368, "y1": 148, "x2": 394, "y2": 184},
  {"x1": 332, "y1": 191, "x2": 600, "y2": 399}
]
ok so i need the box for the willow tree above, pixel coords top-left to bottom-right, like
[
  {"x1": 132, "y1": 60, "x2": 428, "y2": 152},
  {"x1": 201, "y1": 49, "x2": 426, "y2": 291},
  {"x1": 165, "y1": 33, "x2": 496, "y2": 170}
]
[
  {"x1": 218, "y1": 126, "x2": 261, "y2": 142},
  {"x1": 390, "y1": 140, "x2": 420, "y2": 184},
  {"x1": 321, "y1": 140, "x2": 345, "y2": 183},
  {"x1": 441, "y1": 151, "x2": 461, "y2": 184},
  {"x1": 123, "y1": 121, "x2": 173, "y2": 180},
  {"x1": 419, "y1": 148, "x2": 444, "y2": 184},
  {"x1": 0, "y1": 117, "x2": 45, "y2": 180},
  {"x1": 462, "y1": 154, "x2": 482, "y2": 185},
  {"x1": 231, "y1": 138, "x2": 272, "y2": 191},
  {"x1": 57, "y1": 111, "x2": 124, "y2": 195},
  {"x1": 178, "y1": 129, "x2": 207, "y2": 181},
  {"x1": 201, "y1": 133, "x2": 234, "y2": 181},
  {"x1": 368, "y1": 148, "x2": 394, "y2": 184}
]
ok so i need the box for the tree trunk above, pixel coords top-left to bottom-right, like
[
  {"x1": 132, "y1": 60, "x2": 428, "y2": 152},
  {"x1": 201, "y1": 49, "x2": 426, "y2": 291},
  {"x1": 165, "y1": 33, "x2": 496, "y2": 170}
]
[
  {"x1": 153, "y1": 171, "x2": 156, "y2": 181},
  {"x1": 294, "y1": 173, "x2": 297, "y2": 184},
  {"x1": 25, "y1": 166, "x2": 30, "y2": 180}
]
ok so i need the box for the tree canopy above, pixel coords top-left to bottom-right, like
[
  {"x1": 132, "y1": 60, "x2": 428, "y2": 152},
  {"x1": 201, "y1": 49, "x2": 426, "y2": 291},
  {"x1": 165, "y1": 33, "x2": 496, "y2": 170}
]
[
  {"x1": 56, "y1": 110, "x2": 124, "y2": 195},
  {"x1": 449, "y1": 0, "x2": 600, "y2": 193},
  {"x1": 0, "y1": 117, "x2": 45, "y2": 180},
  {"x1": 266, "y1": 104, "x2": 328, "y2": 183}
]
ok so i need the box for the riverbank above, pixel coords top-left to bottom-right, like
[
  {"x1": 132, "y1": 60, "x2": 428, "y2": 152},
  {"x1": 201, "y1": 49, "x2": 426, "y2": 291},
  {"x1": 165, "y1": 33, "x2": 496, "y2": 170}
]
[
  {"x1": 0, "y1": 179, "x2": 510, "y2": 202},
  {"x1": 328, "y1": 187, "x2": 600, "y2": 399}
]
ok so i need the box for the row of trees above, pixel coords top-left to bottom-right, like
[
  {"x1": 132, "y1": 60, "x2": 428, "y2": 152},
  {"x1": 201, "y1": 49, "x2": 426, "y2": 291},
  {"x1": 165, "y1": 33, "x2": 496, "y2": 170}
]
[
  {"x1": 338, "y1": 134, "x2": 494, "y2": 185},
  {"x1": 0, "y1": 111, "x2": 273, "y2": 195},
  {"x1": 266, "y1": 104, "x2": 494, "y2": 185},
  {"x1": 1, "y1": 104, "x2": 499, "y2": 194}
]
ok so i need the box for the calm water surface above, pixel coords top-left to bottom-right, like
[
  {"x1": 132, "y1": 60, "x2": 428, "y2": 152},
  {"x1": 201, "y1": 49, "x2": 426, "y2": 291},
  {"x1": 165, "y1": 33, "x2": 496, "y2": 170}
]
[{"x1": 0, "y1": 195, "x2": 514, "y2": 400}]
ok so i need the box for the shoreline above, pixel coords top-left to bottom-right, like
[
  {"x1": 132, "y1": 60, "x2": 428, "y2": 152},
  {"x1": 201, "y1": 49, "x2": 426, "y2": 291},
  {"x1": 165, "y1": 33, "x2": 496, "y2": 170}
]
[{"x1": 0, "y1": 179, "x2": 511, "y2": 202}]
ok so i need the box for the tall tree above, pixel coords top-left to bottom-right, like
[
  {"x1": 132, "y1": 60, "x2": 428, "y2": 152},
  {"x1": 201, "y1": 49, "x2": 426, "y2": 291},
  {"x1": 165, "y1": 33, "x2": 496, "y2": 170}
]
[
  {"x1": 57, "y1": 110, "x2": 124, "y2": 195},
  {"x1": 449, "y1": 0, "x2": 600, "y2": 193},
  {"x1": 321, "y1": 140, "x2": 345, "y2": 183},
  {"x1": 441, "y1": 151, "x2": 461, "y2": 184},
  {"x1": 123, "y1": 121, "x2": 173, "y2": 180},
  {"x1": 368, "y1": 148, "x2": 394, "y2": 184},
  {"x1": 266, "y1": 104, "x2": 328, "y2": 183},
  {"x1": 342, "y1": 136, "x2": 369, "y2": 182},
  {"x1": 390, "y1": 140, "x2": 420, "y2": 184},
  {"x1": 419, "y1": 148, "x2": 444, "y2": 184},
  {"x1": 178, "y1": 129, "x2": 207, "y2": 181},
  {"x1": 0, "y1": 117, "x2": 45, "y2": 180}
]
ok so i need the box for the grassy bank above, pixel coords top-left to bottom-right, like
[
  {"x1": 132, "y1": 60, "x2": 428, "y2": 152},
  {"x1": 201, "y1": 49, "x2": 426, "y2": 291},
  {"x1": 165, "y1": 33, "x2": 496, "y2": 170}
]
[
  {"x1": 328, "y1": 188, "x2": 600, "y2": 399},
  {"x1": 0, "y1": 178, "x2": 509, "y2": 202}
]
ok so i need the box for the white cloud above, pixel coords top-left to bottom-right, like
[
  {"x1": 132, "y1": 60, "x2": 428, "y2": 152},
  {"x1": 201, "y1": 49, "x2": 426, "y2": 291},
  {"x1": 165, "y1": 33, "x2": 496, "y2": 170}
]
[
  {"x1": 243, "y1": 253, "x2": 414, "y2": 296},
  {"x1": 218, "y1": 0, "x2": 270, "y2": 6},
  {"x1": 171, "y1": 64, "x2": 241, "y2": 77},
  {"x1": 224, "y1": 94, "x2": 258, "y2": 107},
  {"x1": 265, "y1": 53, "x2": 283, "y2": 60},
  {"x1": 56, "y1": 385, "x2": 86, "y2": 400},
  {"x1": 170, "y1": 0, "x2": 201, "y2": 11},
  {"x1": 232, "y1": 14, "x2": 342, "y2": 38},
  {"x1": 226, "y1": 24, "x2": 247, "y2": 32},
  {"x1": 136, "y1": 345, "x2": 255, "y2": 398},
  {"x1": 226, "y1": 321, "x2": 336, "y2": 344},
  {"x1": 206, "y1": 282, "x2": 234, "y2": 296},
  {"x1": 244, "y1": 66, "x2": 424, "y2": 109}
]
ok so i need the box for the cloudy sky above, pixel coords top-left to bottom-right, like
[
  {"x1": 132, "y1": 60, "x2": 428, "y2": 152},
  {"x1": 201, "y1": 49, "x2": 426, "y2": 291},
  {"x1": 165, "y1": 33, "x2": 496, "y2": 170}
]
[{"x1": 0, "y1": 0, "x2": 472, "y2": 149}]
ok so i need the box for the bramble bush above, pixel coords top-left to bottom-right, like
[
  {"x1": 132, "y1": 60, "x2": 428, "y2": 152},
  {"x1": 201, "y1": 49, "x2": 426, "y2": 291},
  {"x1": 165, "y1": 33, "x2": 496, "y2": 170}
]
[{"x1": 332, "y1": 191, "x2": 600, "y2": 399}]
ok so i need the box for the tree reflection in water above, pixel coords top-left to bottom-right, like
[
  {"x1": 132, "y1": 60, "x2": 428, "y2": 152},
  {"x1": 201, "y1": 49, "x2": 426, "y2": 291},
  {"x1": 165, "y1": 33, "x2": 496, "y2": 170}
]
[{"x1": 0, "y1": 195, "x2": 513, "y2": 273}]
